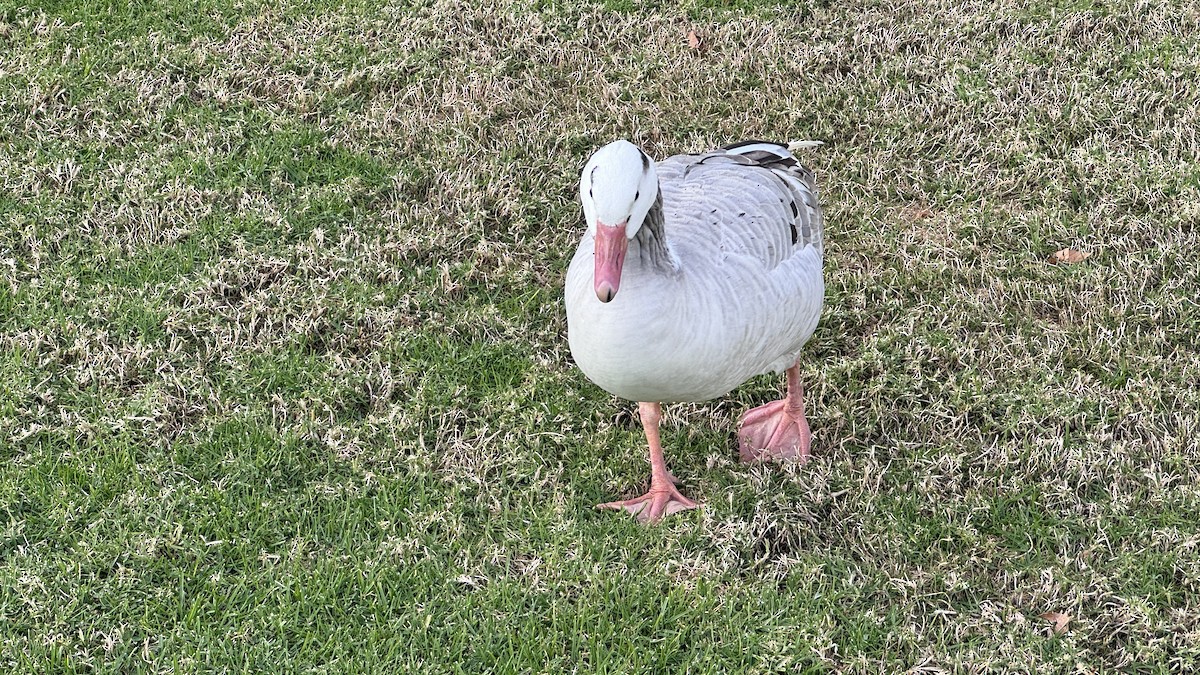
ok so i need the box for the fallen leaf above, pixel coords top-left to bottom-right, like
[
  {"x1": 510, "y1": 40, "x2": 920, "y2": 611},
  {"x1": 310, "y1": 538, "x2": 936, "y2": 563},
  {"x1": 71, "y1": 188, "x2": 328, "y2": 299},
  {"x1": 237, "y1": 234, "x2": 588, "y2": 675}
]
[
  {"x1": 687, "y1": 29, "x2": 702, "y2": 51},
  {"x1": 1050, "y1": 248, "x2": 1090, "y2": 264},
  {"x1": 1040, "y1": 611, "x2": 1070, "y2": 636}
]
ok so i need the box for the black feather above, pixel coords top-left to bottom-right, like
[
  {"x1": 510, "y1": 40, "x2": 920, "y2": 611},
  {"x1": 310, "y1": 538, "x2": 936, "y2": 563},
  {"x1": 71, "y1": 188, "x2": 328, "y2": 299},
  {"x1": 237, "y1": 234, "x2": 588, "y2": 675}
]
[{"x1": 721, "y1": 139, "x2": 788, "y2": 151}]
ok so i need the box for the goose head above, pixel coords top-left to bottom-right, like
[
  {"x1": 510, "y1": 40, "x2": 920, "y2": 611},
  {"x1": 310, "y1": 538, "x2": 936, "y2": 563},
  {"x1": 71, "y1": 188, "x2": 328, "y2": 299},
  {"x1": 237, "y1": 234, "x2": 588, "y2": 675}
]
[{"x1": 580, "y1": 140, "x2": 659, "y2": 303}]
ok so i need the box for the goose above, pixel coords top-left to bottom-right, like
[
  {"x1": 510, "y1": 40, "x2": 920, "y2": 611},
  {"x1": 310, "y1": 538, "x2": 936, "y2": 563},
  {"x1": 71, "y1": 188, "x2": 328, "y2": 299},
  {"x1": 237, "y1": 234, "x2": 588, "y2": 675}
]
[{"x1": 565, "y1": 139, "x2": 825, "y2": 523}]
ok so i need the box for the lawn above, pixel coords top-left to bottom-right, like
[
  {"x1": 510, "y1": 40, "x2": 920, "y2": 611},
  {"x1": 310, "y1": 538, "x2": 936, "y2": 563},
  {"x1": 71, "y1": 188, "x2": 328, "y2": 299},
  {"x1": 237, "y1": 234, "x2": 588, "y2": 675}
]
[{"x1": 2, "y1": 0, "x2": 1198, "y2": 671}]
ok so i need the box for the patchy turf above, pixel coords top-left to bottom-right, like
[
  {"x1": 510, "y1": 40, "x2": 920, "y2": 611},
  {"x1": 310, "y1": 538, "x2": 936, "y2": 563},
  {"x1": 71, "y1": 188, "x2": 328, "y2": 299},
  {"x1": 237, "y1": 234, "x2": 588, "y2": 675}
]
[{"x1": 2, "y1": 0, "x2": 1199, "y2": 671}]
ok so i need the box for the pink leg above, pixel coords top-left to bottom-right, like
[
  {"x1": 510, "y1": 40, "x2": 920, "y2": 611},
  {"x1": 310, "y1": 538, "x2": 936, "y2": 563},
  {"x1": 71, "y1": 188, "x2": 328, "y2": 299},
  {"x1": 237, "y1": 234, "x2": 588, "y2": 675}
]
[
  {"x1": 597, "y1": 402, "x2": 699, "y2": 524},
  {"x1": 738, "y1": 364, "x2": 812, "y2": 463}
]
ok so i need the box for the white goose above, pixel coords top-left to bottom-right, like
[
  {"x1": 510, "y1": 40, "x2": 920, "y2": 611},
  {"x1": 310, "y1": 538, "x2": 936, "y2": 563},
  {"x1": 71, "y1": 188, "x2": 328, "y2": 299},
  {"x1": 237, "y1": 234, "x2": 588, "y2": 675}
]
[{"x1": 566, "y1": 139, "x2": 825, "y2": 523}]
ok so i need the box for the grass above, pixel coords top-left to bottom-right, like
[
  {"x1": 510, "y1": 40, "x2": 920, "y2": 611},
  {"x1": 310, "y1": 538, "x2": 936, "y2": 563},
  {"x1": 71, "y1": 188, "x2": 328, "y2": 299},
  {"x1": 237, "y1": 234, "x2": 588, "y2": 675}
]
[{"x1": 2, "y1": 0, "x2": 1199, "y2": 671}]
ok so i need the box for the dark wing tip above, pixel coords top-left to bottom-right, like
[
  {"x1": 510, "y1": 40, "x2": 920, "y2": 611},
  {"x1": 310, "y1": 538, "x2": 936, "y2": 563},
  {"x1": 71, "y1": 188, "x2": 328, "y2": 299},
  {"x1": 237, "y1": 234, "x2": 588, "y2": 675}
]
[{"x1": 721, "y1": 139, "x2": 789, "y2": 151}]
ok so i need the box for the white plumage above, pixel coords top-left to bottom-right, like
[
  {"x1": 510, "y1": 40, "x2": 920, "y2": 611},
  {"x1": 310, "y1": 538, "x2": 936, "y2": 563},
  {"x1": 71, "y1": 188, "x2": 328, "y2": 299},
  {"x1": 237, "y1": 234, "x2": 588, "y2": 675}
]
[{"x1": 564, "y1": 139, "x2": 825, "y2": 523}]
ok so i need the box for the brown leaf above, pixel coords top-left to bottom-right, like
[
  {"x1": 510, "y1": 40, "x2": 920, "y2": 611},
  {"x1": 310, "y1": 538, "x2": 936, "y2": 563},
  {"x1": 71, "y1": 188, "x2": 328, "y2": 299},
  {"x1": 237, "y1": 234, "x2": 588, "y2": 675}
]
[
  {"x1": 1050, "y1": 248, "x2": 1090, "y2": 264},
  {"x1": 1040, "y1": 611, "x2": 1070, "y2": 635},
  {"x1": 687, "y1": 29, "x2": 702, "y2": 51}
]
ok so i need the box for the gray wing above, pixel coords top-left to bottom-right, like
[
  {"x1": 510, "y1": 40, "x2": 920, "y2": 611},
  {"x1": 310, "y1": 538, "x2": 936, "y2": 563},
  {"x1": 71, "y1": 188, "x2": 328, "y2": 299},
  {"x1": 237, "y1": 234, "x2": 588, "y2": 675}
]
[{"x1": 657, "y1": 141, "x2": 823, "y2": 270}]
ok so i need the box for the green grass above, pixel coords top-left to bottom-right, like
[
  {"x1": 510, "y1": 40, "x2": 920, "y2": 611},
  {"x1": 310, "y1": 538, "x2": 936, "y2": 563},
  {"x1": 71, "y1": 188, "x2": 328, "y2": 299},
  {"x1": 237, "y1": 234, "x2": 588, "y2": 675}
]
[{"x1": 2, "y1": 0, "x2": 1199, "y2": 671}]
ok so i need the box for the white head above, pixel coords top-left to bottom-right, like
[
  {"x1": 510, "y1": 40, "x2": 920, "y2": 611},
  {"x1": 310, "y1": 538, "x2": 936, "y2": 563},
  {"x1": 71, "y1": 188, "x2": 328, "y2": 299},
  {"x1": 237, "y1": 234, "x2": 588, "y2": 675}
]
[{"x1": 579, "y1": 140, "x2": 659, "y2": 302}]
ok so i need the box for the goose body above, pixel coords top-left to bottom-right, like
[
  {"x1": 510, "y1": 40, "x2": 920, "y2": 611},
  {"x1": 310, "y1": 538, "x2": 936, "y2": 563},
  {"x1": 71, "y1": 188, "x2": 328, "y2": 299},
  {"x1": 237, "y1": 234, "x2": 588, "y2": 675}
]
[
  {"x1": 565, "y1": 139, "x2": 825, "y2": 523},
  {"x1": 566, "y1": 142, "x2": 824, "y2": 401}
]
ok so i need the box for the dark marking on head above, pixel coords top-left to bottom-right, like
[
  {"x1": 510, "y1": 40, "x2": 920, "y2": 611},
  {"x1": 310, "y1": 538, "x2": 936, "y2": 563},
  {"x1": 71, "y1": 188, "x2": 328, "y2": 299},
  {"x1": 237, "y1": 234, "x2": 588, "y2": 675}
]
[{"x1": 640, "y1": 150, "x2": 650, "y2": 172}]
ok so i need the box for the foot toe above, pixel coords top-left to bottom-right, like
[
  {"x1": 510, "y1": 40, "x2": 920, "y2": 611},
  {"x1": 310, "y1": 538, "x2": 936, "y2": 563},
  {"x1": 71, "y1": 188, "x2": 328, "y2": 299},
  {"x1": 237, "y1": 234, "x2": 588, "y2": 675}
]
[{"x1": 597, "y1": 488, "x2": 698, "y2": 524}]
